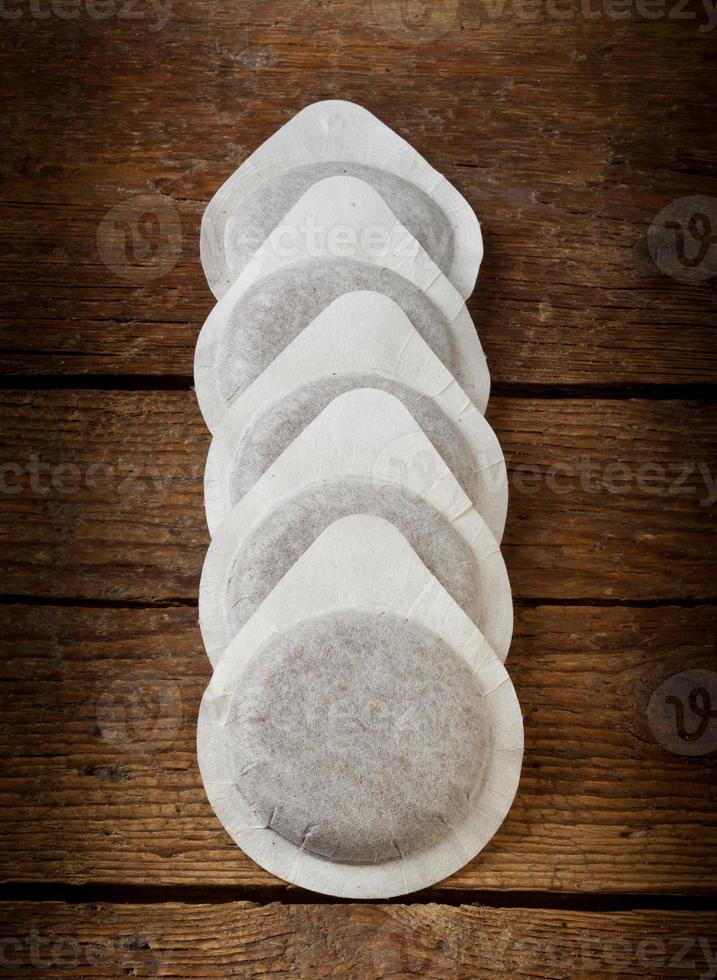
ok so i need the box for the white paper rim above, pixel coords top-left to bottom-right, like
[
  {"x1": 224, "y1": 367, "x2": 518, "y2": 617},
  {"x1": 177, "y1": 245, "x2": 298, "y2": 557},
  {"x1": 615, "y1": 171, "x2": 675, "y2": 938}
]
[
  {"x1": 204, "y1": 290, "x2": 506, "y2": 540},
  {"x1": 194, "y1": 175, "x2": 489, "y2": 434},
  {"x1": 199, "y1": 388, "x2": 513, "y2": 666},
  {"x1": 200, "y1": 99, "x2": 483, "y2": 301},
  {"x1": 197, "y1": 514, "x2": 522, "y2": 899}
]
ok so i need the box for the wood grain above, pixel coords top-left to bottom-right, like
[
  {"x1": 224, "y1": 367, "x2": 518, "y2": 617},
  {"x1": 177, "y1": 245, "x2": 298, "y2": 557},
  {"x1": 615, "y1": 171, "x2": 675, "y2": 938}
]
[
  {"x1": 1, "y1": 601, "x2": 715, "y2": 892},
  {"x1": 0, "y1": 390, "x2": 715, "y2": 602},
  {"x1": 1, "y1": 0, "x2": 715, "y2": 955},
  {"x1": 1, "y1": 900, "x2": 716, "y2": 978},
  {"x1": 0, "y1": 1, "x2": 715, "y2": 385}
]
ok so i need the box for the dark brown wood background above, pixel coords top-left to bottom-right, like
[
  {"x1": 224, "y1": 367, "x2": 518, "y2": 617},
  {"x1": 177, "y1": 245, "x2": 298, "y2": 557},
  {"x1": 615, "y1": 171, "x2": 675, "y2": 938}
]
[{"x1": 1, "y1": 0, "x2": 716, "y2": 975}]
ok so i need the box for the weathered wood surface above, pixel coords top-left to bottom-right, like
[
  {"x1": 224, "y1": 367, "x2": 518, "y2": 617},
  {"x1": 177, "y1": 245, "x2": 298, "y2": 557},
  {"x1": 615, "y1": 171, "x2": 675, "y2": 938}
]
[
  {"x1": 0, "y1": 390, "x2": 715, "y2": 602},
  {"x1": 1, "y1": 0, "x2": 715, "y2": 966},
  {"x1": 1, "y1": 601, "x2": 715, "y2": 891},
  {"x1": 1, "y1": 900, "x2": 716, "y2": 978},
  {"x1": 0, "y1": 2, "x2": 715, "y2": 385}
]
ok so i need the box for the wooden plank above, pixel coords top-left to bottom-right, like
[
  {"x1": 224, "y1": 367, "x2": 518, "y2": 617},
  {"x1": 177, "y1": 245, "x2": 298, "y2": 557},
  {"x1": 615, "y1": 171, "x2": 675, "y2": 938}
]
[
  {"x1": 1, "y1": 602, "x2": 715, "y2": 892},
  {"x1": 0, "y1": 3, "x2": 715, "y2": 384},
  {"x1": 0, "y1": 390, "x2": 715, "y2": 602},
  {"x1": 0, "y1": 900, "x2": 716, "y2": 978}
]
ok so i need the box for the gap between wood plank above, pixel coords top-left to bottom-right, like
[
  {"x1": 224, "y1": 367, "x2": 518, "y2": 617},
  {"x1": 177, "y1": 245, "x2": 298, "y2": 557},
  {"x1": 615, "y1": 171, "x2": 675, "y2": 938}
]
[
  {"x1": 0, "y1": 594, "x2": 200, "y2": 610},
  {"x1": 0, "y1": 376, "x2": 716, "y2": 400},
  {"x1": 0, "y1": 884, "x2": 715, "y2": 912},
  {"x1": 0, "y1": 594, "x2": 715, "y2": 610}
]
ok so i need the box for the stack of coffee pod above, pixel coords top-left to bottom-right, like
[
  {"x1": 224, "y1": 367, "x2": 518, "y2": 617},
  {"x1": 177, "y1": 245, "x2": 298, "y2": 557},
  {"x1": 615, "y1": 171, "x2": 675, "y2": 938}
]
[{"x1": 193, "y1": 101, "x2": 523, "y2": 899}]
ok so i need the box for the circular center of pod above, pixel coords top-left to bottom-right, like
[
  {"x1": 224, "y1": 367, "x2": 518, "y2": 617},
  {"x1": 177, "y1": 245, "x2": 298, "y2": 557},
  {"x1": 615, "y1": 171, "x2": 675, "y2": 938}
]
[{"x1": 228, "y1": 609, "x2": 491, "y2": 864}]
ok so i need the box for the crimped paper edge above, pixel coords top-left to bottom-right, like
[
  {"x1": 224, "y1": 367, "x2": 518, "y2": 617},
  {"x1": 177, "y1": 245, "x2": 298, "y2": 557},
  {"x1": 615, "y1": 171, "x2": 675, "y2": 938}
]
[
  {"x1": 199, "y1": 388, "x2": 513, "y2": 667},
  {"x1": 204, "y1": 289, "x2": 505, "y2": 539},
  {"x1": 197, "y1": 514, "x2": 522, "y2": 899},
  {"x1": 200, "y1": 99, "x2": 483, "y2": 301},
  {"x1": 194, "y1": 175, "x2": 488, "y2": 434}
]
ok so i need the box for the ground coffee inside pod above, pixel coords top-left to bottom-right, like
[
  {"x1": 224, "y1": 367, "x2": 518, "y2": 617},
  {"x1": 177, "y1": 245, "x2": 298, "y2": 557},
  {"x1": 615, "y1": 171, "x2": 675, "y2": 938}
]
[
  {"x1": 224, "y1": 162, "x2": 454, "y2": 281},
  {"x1": 225, "y1": 480, "x2": 481, "y2": 638},
  {"x1": 228, "y1": 375, "x2": 475, "y2": 504},
  {"x1": 229, "y1": 610, "x2": 490, "y2": 863},
  {"x1": 218, "y1": 258, "x2": 455, "y2": 403}
]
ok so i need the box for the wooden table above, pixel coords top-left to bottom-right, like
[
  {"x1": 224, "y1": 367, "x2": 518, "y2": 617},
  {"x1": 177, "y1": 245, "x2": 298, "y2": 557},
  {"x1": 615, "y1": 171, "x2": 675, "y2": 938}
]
[{"x1": 1, "y1": 0, "x2": 716, "y2": 975}]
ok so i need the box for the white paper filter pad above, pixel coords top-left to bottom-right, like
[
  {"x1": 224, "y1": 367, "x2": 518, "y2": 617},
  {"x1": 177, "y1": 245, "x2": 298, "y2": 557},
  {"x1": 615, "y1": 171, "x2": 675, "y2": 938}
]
[
  {"x1": 197, "y1": 514, "x2": 523, "y2": 899},
  {"x1": 201, "y1": 99, "x2": 483, "y2": 300},
  {"x1": 205, "y1": 289, "x2": 507, "y2": 539},
  {"x1": 194, "y1": 101, "x2": 519, "y2": 899},
  {"x1": 194, "y1": 175, "x2": 489, "y2": 432},
  {"x1": 200, "y1": 388, "x2": 512, "y2": 667}
]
